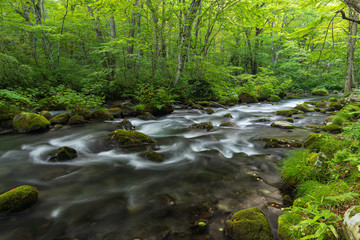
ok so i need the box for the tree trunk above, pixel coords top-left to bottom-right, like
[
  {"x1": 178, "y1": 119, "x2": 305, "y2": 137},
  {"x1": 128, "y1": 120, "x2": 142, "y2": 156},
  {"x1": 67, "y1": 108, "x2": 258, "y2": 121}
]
[
  {"x1": 345, "y1": 8, "x2": 358, "y2": 93},
  {"x1": 57, "y1": 0, "x2": 69, "y2": 64}
]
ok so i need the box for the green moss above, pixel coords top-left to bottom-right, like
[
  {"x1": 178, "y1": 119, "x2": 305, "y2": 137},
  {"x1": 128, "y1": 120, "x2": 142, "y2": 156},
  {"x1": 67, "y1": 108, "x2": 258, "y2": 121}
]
[
  {"x1": 312, "y1": 88, "x2": 329, "y2": 96},
  {"x1": 315, "y1": 102, "x2": 328, "y2": 108},
  {"x1": 293, "y1": 103, "x2": 314, "y2": 112},
  {"x1": 142, "y1": 151, "x2": 163, "y2": 163},
  {"x1": 68, "y1": 114, "x2": 85, "y2": 124},
  {"x1": 283, "y1": 118, "x2": 294, "y2": 123},
  {"x1": 255, "y1": 118, "x2": 271, "y2": 122},
  {"x1": 13, "y1": 112, "x2": 50, "y2": 133},
  {"x1": 0, "y1": 185, "x2": 38, "y2": 214},
  {"x1": 109, "y1": 129, "x2": 157, "y2": 149},
  {"x1": 90, "y1": 109, "x2": 114, "y2": 120},
  {"x1": 238, "y1": 93, "x2": 258, "y2": 104},
  {"x1": 192, "y1": 104, "x2": 205, "y2": 110},
  {"x1": 271, "y1": 121, "x2": 294, "y2": 129},
  {"x1": 188, "y1": 122, "x2": 214, "y2": 132},
  {"x1": 225, "y1": 207, "x2": 272, "y2": 240},
  {"x1": 329, "y1": 102, "x2": 343, "y2": 111},
  {"x1": 223, "y1": 113, "x2": 233, "y2": 118},
  {"x1": 276, "y1": 110, "x2": 293, "y2": 116},
  {"x1": 322, "y1": 124, "x2": 342, "y2": 134},
  {"x1": 329, "y1": 98, "x2": 337, "y2": 102},
  {"x1": 268, "y1": 95, "x2": 281, "y2": 102},
  {"x1": 205, "y1": 108, "x2": 214, "y2": 114},
  {"x1": 303, "y1": 133, "x2": 324, "y2": 150},
  {"x1": 304, "y1": 101, "x2": 317, "y2": 105},
  {"x1": 48, "y1": 146, "x2": 78, "y2": 162},
  {"x1": 277, "y1": 212, "x2": 302, "y2": 240},
  {"x1": 50, "y1": 113, "x2": 70, "y2": 125},
  {"x1": 40, "y1": 110, "x2": 52, "y2": 120},
  {"x1": 290, "y1": 109, "x2": 304, "y2": 114},
  {"x1": 197, "y1": 101, "x2": 210, "y2": 106}
]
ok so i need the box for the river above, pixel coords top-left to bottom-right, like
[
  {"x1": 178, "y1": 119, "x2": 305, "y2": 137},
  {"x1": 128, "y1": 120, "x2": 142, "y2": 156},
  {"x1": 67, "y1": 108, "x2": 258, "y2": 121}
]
[{"x1": 0, "y1": 97, "x2": 330, "y2": 240}]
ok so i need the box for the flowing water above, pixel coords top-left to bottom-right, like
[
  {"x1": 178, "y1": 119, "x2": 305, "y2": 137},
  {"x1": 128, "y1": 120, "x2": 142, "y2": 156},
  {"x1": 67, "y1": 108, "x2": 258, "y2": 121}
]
[{"x1": 0, "y1": 97, "x2": 330, "y2": 240}]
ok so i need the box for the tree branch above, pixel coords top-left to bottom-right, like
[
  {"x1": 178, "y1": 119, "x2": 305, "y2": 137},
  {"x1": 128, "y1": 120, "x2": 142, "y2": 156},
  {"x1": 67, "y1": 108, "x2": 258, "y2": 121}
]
[{"x1": 336, "y1": 9, "x2": 360, "y2": 23}]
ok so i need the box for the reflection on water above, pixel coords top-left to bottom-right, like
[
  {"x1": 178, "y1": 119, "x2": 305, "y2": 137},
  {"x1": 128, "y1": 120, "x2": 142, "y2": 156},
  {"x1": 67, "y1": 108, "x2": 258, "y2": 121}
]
[{"x1": 0, "y1": 97, "x2": 329, "y2": 240}]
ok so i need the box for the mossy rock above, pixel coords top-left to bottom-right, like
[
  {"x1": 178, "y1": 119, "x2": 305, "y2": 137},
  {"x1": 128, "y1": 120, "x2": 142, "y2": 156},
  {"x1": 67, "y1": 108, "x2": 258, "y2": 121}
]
[
  {"x1": 0, "y1": 185, "x2": 38, "y2": 215},
  {"x1": 225, "y1": 207, "x2": 272, "y2": 240},
  {"x1": 90, "y1": 109, "x2": 114, "y2": 121},
  {"x1": 107, "y1": 108, "x2": 122, "y2": 118},
  {"x1": 117, "y1": 119, "x2": 135, "y2": 130},
  {"x1": 255, "y1": 118, "x2": 270, "y2": 122},
  {"x1": 54, "y1": 124, "x2": 63, "y2": 129},
  {"x1": 287, "y1": 95, "x2": 300, "y2": 99},
  {"x1": 50, "y1": 113, "x2": 70, "y2": 125},
  {"x1": 283, "y1": 118, "x2": 294, "y2": 123},
  {"x1": 205, "y1": 108, "x2": 214, "y2": 114},
  {"x1": 293, "y1": 103, "x2": 314, "y2": 113},
  {"x1": 329, "y1": 102, "x2": 343, "y2": 111},
  {"x1": 304, "y1": 101, "x2": 317, "y2": 105},
  {"x1": 315, "y1": 101, "x2": 329, "y2": 108},
  {"x1": 68, "y1": 115, "x2": 85, "y2": 125},
  {"x1": 40, "y1": 110, "x2": 52, "y2": 120},
  {"x1": 192, "y1": 104, "x2": 205, "y2": 110},
  {"x1": 47, "y1": 146, "x2": 78, "y2": 162},
  {"x1": 188, "y1": 122, "x2": 214, "y2": 132},
  {"x1": 312, "y1": 88, "x2": 329, "y2": 96},
  {"x1": 322, "y1": 124, "x2": 342, "y2": 134},
  {"x1": 294, "y1": 116, "x2": 304, "y2": 119},
  {"x1": 108, "y1": 129, "x2": 157, "y2": 149},
  {"x1": 260, "y1": 138, "x2": 302, "y2": 148},
  {"x1": 314, "y1": 107, "x2": 321, "y2": 112},
  {"x1": 264, "y1": 141, "x2": 282, "y2": 148},
  {"x1": 268, "y1": 95, "x2": 281, "y2": 102},
  {"x1": 137, "y1": 112, "x2": 156, "y2": 120},
  {"x1": 290, "y1": 109, "x2": 304, "y2": 114},
  {"x1": 271, "y1": 121, "x2": 294, "y2": 129},
  {"x1": 13, "y1": 112, "x2": 50, "y2": 133},
  {"x1": 197, "y1": 101, "x2": 210, "y2": 106},
  {"x1": 142, "y1": 151, "x2": 163, "y2": 163},
  {"x1": 146, "y1": 104, "x2": 174, "y2": 116},
  {"x1": 277, "y1": 213, "x2": 302, "y2": 240},
  {"x1": 276, "y1": 110, "x2": 293, "y2": 117},
  {"x1": 303, "y1": 133, "x2": 324, "y2": 150},
  {"x1": 238, "y1": 93, "x2": 258, "y2": 104},
  {"x1": 223, "y1": 114, "x2": 233, "y2": 118},
  {"x1": 209, "y1": 102, "x2": 227, "y2": 109},
  {"x1": 329, "y1": 97, "x2": 337, "y2": 102},
  {"x1": 220, "y1": 122, "x2": 238, "y2": 127}
]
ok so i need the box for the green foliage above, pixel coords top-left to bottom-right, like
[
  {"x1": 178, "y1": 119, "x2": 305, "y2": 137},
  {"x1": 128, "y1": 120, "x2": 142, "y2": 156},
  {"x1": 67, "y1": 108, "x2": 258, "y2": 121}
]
[
  {"x1": 0, "y1": 53, "x2": 33, "y2": 88},
  {"x1": 136, "y1": 84, "x2": 177, "y2": 110}
]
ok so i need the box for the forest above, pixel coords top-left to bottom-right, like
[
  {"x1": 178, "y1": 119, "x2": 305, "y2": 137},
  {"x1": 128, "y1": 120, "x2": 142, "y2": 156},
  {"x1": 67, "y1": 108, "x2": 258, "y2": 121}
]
[{"x1": 2, "y1": 0, "x2": 360, "y2": 239}]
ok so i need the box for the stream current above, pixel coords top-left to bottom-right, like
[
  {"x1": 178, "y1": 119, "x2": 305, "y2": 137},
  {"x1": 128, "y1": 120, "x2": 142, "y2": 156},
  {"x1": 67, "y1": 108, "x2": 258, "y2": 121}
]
[{"x1": 0, "y1": 97, "x2": 330, "y2": 240}]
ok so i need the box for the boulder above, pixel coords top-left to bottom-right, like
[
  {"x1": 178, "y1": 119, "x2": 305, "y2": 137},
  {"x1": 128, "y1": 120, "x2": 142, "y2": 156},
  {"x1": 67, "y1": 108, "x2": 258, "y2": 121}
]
[
  {"x1": 255, "y1": 118, "x2": 270, "y2": 122},
  {"x1": 276, "y1": 110, "x2": 293, "y2": 117},
  {"x1": 137, "y1": 112, "x2": 156, "y2": 120},
  {"x1": 303, "y1": 133, "x2": 324, "y2": 151},
  {"x1": 47, "y1": 146, "x2": 78, "y2": 162},
  {"x1": 343, "y1": 206, "x2": 360, "y2": 240},
  {"x1": 322, "y1": 124, "x2": 342, "y2": 134},
  {"x1": 260, "y1": 138, "x2": 302, "y2": 148},
  {"x1": 192, "y1": 104, "x2": 205, "y2": 110},
  {"x1": 271, "y1": 121, "x2": 294, "y2": 129},
  {"x1": 290, "y1": 109, "x2": 304, "y2": 114},
  {"x1": 220, "y1": 122, "x2": 238, "y2": 127},
  {"x1": 268, "y1": 95, "x2": 281, "y2": 102},
  {"x1": 329, "y1": 97, "x2": 337, "y2": 102},
  {"x1": 142, "y1": 151, "x2": 164, "y2": 163},
  {"x1": 117, "y1": 119, "x2": 135, "y2": 130},
  {"x1": 108, "y1": 129, "x2": 157, "y2": 149},
  {"x1": 188, "y1": 122, "x2": 214, "y2": 132},
  {"x1": 39, "y1": 110, "x2": 52, "y2": 120},
  {"x1": 209, "y1": 102, "x2": 227, "y2": 109},
  {"x1": 343, "y1": 94, "x2": 360, "y2": 103},
  {"x1": 68, "y1": 114, "x2": 85, "y2": 124},
  {"x1": 205, "y1": 108, "x2": 214, "y2": 114},
  {"x1": 90, "y1": 109, "x2": 114, "y2": 121},
  {"x1": 13, "y1": 112, "x2": 50, "y2": 133},
  {"x1": 0, "y1": 185, "x2": 38, "y2": 215},
  {"x1": 107, "y1": 108, "x2": 122, "y2": 118},
  {"x1": 293, "y1": 103, "x2": 314, "y2": 112},
  {"x1": 225, "y1": 207, "x2": 272, "y2": 240},
  {"x1": 283, "y1": 118, "x2": 294, "y2": 123},
  {"x1": 223, "y1": 114, "x2": 233, "y2": 118},
  {"x1": 50, "y1": 113, "x2": 70, "y2": 125},
  {"x1": 315, "y1": 101, "x2": 330, "y2": 108},
  {"x1": 238, "y1": 93, "x2": 258, "y2": 104}
]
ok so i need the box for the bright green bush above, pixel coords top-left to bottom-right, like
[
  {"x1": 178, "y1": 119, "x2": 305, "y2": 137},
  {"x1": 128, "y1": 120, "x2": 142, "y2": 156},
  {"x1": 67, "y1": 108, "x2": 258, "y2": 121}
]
[{"x1": 312, "y1": 88, "x2": 329, "y2": 96}]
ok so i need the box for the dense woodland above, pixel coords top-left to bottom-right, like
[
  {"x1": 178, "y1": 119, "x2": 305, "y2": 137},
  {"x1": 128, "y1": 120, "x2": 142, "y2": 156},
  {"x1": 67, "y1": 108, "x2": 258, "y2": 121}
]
[{"x1": 1, "y1": 0, "x2": 360, "y2": 108}]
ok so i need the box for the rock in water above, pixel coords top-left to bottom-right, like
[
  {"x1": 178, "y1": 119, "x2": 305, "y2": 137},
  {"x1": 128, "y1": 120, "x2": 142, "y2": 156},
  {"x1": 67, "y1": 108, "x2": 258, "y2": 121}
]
[
  {"x1": 117, "y1": 119, "x2": 135, "y2": 130},
  {"x1": 343, "y1": 206, "x2": 360, "y2": 240},
  {"x1": 142, "y1": 151, "x2": 164, "y2": 163},
  {"x1": 225, "y1": 207, "x2": 272, "y2": 240},
  {"x1": 0, "y1": 185, "x2": 38, "y2": 215},
  {"x1": 39, "y1": 110, "x2": 52, "y2": 120},
  {"x1": 48, "y1": 146, "x2": 78, "y2": 162},
  {"x1": 108, "y1": 129, "x2": 157, "y2": 149},
  {"x1": 50, "y1": 113, "x2": 70, "y2": 125},
  {"x1": 270, "y1": 121, "x2": 294, "y2": 129},
  {"x1": 13, "y1": 112, "x2": 50, "y2": 133},
  {"x1": 188, "y1": 122, "x2": 214, "y2": 131},
  {"x1": 238, "y1": 93, "x2": 258, "y2": 103},
  {"x1": 68, "y1": 115, "x2": 85, "y2": 124}
]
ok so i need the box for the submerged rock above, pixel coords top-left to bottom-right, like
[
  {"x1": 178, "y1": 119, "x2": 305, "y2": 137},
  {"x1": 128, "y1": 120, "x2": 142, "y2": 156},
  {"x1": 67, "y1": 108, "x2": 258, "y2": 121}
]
[
  {"x1": 50, "y1": 113, "x2": 70, "y2": 125},
  {"x1": 47, "y1": 146, "x2": 78, "y2": 162},
  {"x1": 343, "y1": 205, "x2": 360, "y2": 240},
  {"x1": 225, "y1": 207, "x2": 272, "y2": 240},
  {"x1": 117, "y1": 119, "x2": 135, "y2": 130},
  {"x1": 13, "y1": 112, "x2": 50, "y2": 133},
  {"x1": 142, "y1": 151, "x2": 164, "y2": 163},
  {"x1": 271, "y1": 121, "x2": 294, "y2": 129},
  {"x1": 108, "y1": 129, "x2": 157, "y2": 149},
  {"x1": 238, "y1": 93, "x2": 258, "y2": 103},
  {"x1": 188, "y1": 122, "x2": 214, "y2": 132},
  {"x1": 0, "y1": 185, "x2": 38, "y2": 215}
]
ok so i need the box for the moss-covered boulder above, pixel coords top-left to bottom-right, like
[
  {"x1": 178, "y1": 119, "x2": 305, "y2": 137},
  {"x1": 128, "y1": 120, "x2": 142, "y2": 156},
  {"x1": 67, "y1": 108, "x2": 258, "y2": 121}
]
[
  {"x1": 47, "y1": 146, "x2": 78, "y2": 162},
  {"x1": 238, "y1": 93, "x2": 258, "y2": 104},
  {"x1": 312, "y1": 88, "x2": 329, "y2": 96},
  {"x1": 68, "y1": 114, "x2": 85, "y2": 125},
  {"x1": 329, "y1": 97, "x2": 337, "y2": 102},
  {"x1": 192, "y1": 104, "x2": 205, "y2": 110},
  {"x1": 290, "y1": 109, "x2": 304, "y2": 114},
  {"x1": 188, "y1": 122, "x2": 214, "y2": 132},
  {"x1": 343, "y1": 205, "x2": 360, "y2": 240},
  {"x1": 303, "y1": 133, "x2": 324, "y2": 150},
  {"x1": 283, "y1": 118, "x2": 294, "y2": 123},
  {"x1": 40, "y1": 110, "x2": 52, "y2": 120},
  {"x1": 209, "y1": 102, "x2": 227, "y2": 109},
  {"x1": 108, "y1": 129, "x2": 157, "y2": 149},
  {"x1": 260, "y1": 138, "x2": 302, "y2": 148},
  {"x1": 315, "y1": 101, "x2": 329, "y2": 108},
  {"x1": 328, "y1": 102, "x2": 344, "y2": 111},
  {"x1": 223, "y1": 113, "x2": 233, "y2": 118},
  {"x1": 276, "y1": 110, "x2": 293, "y2": 117},
  {"x1": 225, "y1": 207, "x2": 272, "y2": 240},
  {"x1": 293, "y1": 103, "x2": 314, "y2": 112},
  {"x1": 205, "y1": 108, "x2": 214, "y2": 114},
  {"x1": 117, "y1": 119, "x2": 135, "y2": 130},
  {"x1": 107, "y1": 108, "x2": 122, "y2": 118},
  {"x1": 220, "y1": 122, "x2": 238, "y2": 127},
  {"x1": 0, "y1": 185, "x2": 38, "y2": 215},
  {"x1": 271, "y1": 121, "x2": 294, "y2": 129},
  {"x1": 145, "y1": 104, "x2": 174, "y2": 116},
  {"x1": 90, "y1": 109, "x2": 114, "y2": 121},
  {"x1": 255, "y1": 118, "x2": 270, "y2": 122},
  {"x1": 322, "y1": 124, "x2": 342, "y2": 134},
  {"x1": 13, "y1": 112, "x2": 50, "y2": 133},
  {"x1": 137, "y1": 112, "x2": 156, "y2": 120},
  {"x1": 268, "y1": 95, "x2": 281, "y2": 102},
  {"x1": 142, "y1": 151, "x2": 164, "y2": 163},
  {"x1": 50, "y1": 113, "x2": 70, "y2": 125}
]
